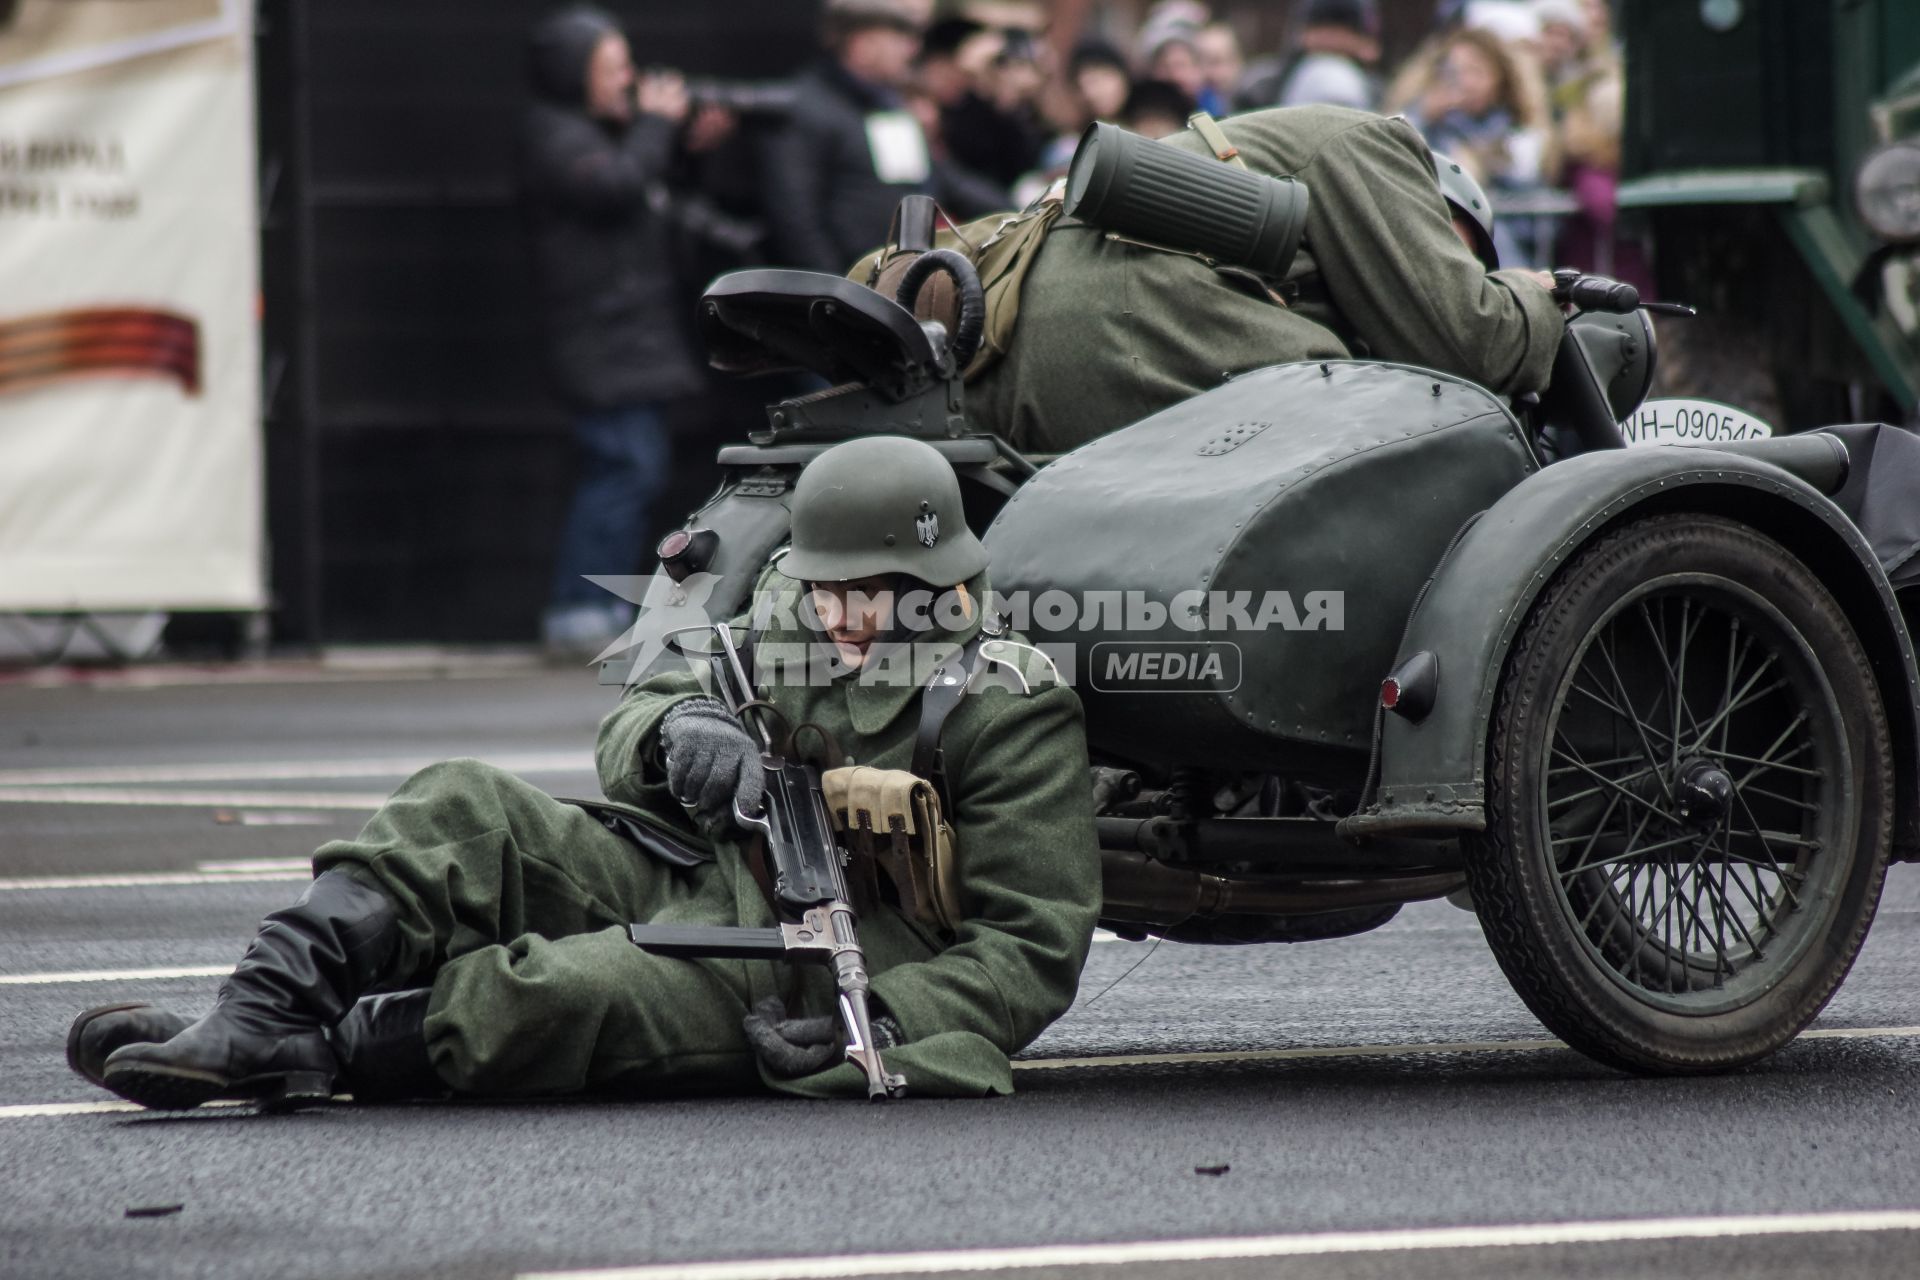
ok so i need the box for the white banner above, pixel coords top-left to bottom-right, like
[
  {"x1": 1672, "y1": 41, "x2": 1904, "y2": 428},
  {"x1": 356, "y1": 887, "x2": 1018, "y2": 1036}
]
[{"x1": 0, "y1": 0, "x2": 262, "y2": 611}]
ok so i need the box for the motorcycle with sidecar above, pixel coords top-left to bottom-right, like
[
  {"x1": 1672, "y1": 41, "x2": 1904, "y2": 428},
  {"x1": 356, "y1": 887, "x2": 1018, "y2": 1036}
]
[{"x1": 605, "y1": 240, "x2": 1920, "y2": 1077}]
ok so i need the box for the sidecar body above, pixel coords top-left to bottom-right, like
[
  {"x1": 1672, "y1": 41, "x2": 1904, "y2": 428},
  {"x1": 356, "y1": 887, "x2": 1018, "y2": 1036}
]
[{"x1": 618, "y1": 264, "x2": 1920, "y2": 1076}]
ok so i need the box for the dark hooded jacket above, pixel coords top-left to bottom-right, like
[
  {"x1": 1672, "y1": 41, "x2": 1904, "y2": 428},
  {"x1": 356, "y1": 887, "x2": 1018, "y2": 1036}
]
[
  {"x1": 521, "y1": 7, "x2": 703, "y2": 411},
  {"x1": 762, "y1": 59, "x2": 1006, "y2": 275}
]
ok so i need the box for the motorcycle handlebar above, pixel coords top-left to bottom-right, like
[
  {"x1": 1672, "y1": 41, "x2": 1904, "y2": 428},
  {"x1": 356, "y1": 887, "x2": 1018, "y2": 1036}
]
[{"x1": 1551, "y1": 268, "x2": 1640, "y2": 314}]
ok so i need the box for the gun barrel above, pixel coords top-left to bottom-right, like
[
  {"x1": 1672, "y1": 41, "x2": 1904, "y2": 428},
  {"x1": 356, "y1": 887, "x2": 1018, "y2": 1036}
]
[{"x1": 828, "y1": 904, "x2": 907, "y2": 1099}]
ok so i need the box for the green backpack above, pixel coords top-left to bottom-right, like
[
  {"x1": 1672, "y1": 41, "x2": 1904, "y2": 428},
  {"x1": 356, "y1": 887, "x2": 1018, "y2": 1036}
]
[{"x1": 847, "y1": 114, "x2": 1271, "y2": 378}]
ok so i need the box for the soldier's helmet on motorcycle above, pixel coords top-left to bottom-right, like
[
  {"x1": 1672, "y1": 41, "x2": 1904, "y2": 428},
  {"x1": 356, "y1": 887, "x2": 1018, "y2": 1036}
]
[
  {"x1": 1430, "y1": 151, "x2": 1499, "y2": 270},
  {"x1": 776, "y1": 435, "x2": 988, "y2": 587}
]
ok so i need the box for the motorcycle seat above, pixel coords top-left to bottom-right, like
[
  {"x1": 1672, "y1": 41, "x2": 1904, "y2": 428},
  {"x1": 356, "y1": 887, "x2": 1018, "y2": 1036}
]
[{"x1": 697, "y1": 269, "x2": 941, "y2": 396}]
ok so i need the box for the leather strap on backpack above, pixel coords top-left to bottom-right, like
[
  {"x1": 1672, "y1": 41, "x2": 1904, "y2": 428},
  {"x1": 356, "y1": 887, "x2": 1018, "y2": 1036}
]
[{"x1": 1187, "y1": 111, "x2": 1247, "y2": 170}]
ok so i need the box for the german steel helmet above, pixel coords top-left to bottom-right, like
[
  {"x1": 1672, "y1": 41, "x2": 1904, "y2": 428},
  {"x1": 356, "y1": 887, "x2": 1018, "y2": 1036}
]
[
  {"x1": 777, "y1": 435, "x2": 989, "y2": 586},
  {"x1": 1430, "y1": 150, "x2": 1499, "y2": 270}
]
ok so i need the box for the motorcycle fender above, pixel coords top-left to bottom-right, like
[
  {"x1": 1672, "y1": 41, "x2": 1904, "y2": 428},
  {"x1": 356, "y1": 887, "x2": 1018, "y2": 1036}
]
[{"x1": 1342, "y1": 442, "x2": 1920, "y2": 858}]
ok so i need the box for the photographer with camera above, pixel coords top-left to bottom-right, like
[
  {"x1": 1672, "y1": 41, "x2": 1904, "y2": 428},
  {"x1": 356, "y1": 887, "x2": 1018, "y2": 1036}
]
[
  {"x1": 916, "y1": 17, "x2": 1047, "y2": 189},
  {"x1": 520, "y1": 6, "x2": 732, "y2": 658},
  {"x1": 764, "y1": 0, "x2": 1005, "y2": 275}
]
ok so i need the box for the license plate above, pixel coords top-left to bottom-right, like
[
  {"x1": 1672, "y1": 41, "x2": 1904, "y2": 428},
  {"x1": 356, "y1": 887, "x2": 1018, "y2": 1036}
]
[{"x1": 1622, "y1": 398, "x2": 1775, "y2": 446}]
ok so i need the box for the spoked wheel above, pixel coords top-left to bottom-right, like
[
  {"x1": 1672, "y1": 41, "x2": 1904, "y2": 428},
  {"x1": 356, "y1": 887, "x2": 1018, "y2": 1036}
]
[{"x1": 1466, "y1": 513, "x2": 1892, "y2": 1073}]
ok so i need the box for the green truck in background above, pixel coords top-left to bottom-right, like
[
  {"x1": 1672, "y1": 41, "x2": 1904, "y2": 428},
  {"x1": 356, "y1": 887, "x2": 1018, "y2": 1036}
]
[{"x1": 1622, "y1": 0, "x2": 1920, "y2": 427}]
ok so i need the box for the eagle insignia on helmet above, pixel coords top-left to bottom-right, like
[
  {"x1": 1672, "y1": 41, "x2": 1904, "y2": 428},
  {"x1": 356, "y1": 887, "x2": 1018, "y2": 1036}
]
[{"x1": 916, "y1": 508, "x2": 940, "y2": 548}]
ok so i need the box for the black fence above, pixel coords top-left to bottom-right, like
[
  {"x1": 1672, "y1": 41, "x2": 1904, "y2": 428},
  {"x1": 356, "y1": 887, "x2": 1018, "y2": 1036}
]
[
  {"x1": 1622, "y1": 0, "x2": 1833, "y2": 177},
  {"x1": 257, "y1": 0, "x2": 816, "y2": 644}
]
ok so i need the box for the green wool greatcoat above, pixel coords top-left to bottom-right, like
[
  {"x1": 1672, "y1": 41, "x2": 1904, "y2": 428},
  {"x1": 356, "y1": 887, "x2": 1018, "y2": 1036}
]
[
  {"x1": 314, "y1": 572, "x2": 1100, "y2": 1100},
  {"x1": 968, "y1": 105, "x2": 1567, "y2": 455}
]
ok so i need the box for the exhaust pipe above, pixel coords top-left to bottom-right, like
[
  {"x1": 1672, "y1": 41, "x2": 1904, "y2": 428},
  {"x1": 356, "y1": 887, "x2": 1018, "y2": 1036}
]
[{"x1": 1099, "y1": 849, "x2": 1465, "y2": 928}]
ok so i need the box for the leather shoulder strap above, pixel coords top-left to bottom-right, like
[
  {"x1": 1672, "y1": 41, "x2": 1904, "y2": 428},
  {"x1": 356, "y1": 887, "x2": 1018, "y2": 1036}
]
[
  {"x1": 911, "y1": 630, "x2": 991, "y2": 798},
  {"x1": 737, "y1": 621, "x2": 765, "y2": 695}
]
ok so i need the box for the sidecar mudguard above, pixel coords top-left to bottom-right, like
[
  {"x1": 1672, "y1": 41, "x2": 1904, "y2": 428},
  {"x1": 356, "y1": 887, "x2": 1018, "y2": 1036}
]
[{"x1": 1344, "y1": 435, "x2": 1920, "y2": 860}]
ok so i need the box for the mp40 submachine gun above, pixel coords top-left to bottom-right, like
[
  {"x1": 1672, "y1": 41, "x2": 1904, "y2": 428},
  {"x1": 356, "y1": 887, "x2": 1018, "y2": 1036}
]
[{"x1": 627, "y1": 622, "x2": 907, "y2": 1100}]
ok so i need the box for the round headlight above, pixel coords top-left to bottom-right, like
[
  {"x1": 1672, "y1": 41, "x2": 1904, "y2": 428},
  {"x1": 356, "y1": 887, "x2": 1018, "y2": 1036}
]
[{"x1": 1855, "y1": 140, "x2": 1920, "y2": 243}]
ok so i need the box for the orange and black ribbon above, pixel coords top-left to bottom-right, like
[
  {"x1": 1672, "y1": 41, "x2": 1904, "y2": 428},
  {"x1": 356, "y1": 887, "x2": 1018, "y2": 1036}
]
[{"x1": 0, "y1": 307, "x2": 201, "y2": 398}]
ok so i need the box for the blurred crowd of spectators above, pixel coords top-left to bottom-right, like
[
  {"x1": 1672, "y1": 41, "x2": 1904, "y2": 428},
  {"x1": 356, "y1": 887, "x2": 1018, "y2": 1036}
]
[
  {"x1": 582, "y1": 0, "x2": 1636, "y2": 293},
  {"x1": 736, "y1": 0, "x2": 1629, "y2": 275},
  {"x1": 520, "y1": 0, "x2": 1631, "y2": 652}
]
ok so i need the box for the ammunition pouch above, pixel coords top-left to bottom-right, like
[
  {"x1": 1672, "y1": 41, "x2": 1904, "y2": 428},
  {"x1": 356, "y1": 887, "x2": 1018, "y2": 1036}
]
[{"x1": 821, "y1": 765, "x2": 963, "y2": 935}]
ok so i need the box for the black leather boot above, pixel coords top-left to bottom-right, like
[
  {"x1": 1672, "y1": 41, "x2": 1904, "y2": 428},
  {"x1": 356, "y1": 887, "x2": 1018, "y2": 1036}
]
[
  {"x1": 67, "y1": 1003, "x2": 192, "y2": 1088},
  {"x1": 329, "y1": 989, "x2": 445, "y2": 1102},
  {"x1": 102, "y1": 871, "x2": 400, "y2": 1110}
]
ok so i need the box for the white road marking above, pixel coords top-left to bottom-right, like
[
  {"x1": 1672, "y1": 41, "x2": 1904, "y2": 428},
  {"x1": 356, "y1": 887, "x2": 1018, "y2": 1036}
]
[
  {"x1": 0, "y1": 786, "x2": 392, "y2": 810},
  {"x1": 1801, "y1": 1024, "x2": 1920, "y2": 1041},
  {"x1": 229, "y1": 812, "x2": 332, "y2": 827},
  {"x1": 515, "y1": 1210, "x2": 1920, "y2": 1280},
  {"x1": 196, "y1": 858, "x2": 316, "y2": 874},
  {"x1": 0, "y1": 965, "x2": 228, "y2": 986},
  {"x1": 0, "y1": 751, "x2": 593, "y2": 787},
  {"x1": 0, "y1": 1099, "x2": 248, "y2": 1119},
  {"x1": 0, "y1": 870, "x2": 307, "y2": 891},
  {"x1": 1012, "y1": 1024, "x2": 1920, "y2": 1071},
  {"x1": 1014, "y1": 1038, "x2": 1563, "y2": 1070},
  {"x1": 0, "y1": 1101, "x2": 145, "y2": 1119},
  {"x1": 0, "y1": 653, "x2": 549, "y2": 689}
]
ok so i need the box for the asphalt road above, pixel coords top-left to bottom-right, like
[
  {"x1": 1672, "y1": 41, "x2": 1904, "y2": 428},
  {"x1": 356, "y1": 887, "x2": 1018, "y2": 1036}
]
[{"x1": 2, "y1": 661, "x2": 1917, "y2": 1280}]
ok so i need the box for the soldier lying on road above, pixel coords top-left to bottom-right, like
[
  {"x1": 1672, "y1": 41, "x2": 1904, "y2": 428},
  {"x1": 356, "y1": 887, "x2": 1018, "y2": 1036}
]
[{"x1": 67, "y1": 437, "x2": 1100, "y2": 1106}]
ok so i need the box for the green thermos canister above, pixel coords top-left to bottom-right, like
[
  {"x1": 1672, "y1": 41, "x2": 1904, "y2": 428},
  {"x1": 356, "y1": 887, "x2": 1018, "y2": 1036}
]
[{"x1": 1064, "y1": 121, "x2": 1309, "y2": 280}]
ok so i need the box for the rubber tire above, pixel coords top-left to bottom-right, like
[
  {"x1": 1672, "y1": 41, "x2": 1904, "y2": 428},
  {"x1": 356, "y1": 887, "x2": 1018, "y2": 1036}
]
[{"x1": 1465, "y1": 513, "x2": 1893, "y2": 1074}]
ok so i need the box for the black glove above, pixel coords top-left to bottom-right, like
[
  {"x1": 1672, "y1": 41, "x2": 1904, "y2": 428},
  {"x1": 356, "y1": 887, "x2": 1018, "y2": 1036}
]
[
  {"x1": 741, "y1": 996, "x2": 904, "y2": 1078},
  {"x1": 742, "y1": 996, "x2": 839, "y2": 1078},
  {"x1": 659, "y1": 698, "x2": 764, "y2": 837}
]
